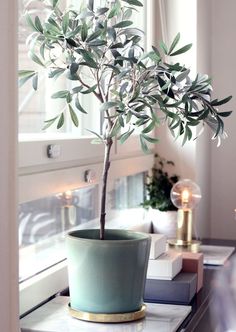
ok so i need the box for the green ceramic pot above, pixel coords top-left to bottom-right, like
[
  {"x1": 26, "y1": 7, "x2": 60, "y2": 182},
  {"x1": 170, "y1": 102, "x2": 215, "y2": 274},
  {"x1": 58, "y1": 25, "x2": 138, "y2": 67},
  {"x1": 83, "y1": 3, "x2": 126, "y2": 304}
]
[{"x1": 66, "y1": 229, "x2": 151, "y2": 314}]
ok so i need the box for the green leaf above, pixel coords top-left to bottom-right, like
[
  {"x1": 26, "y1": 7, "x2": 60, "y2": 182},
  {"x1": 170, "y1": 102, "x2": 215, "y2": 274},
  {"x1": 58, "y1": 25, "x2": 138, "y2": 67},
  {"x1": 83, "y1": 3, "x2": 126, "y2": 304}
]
[
  {"x1": 70, "y1": 62, "x2": 79, "y2": 75},
  {"x1": 142, "y1": 121, "x2": 155, "y2": 134},
  {"x1": 72, "y1": 86, "x2": 83, "y2": 93},
  {"x1": 125, "y1": 111, "x2": 132, "y2": 124},
  {"x1": 123, "y1": 8, "x2": 133, "y2": 20},
  {"x1": 142, "y1": 134, "x2": 159, "y2": 143},
  {"x1": 88, "y1": 39, "x2": 107, "y2": 46},
  {"x1": 48, "y1": 17, "x2": 60, "y2": 30},
  {"x1": 87, "y1": 129, "x2": 104, "y2": 142},
  {"x1": 118, "y1": 128, "x2": 134, "y2": 144},
  {"x1": 81, "y1": 22, "x2": 88, "y2": 41},
  {"x1": 25, "y1": 14, "x2": 37, "y2": 31},
  {"x1": 110, "y1": 42, "x2": 124, "y2": 49},
  {"x1": 96, "y1": 7, "x2": 109, "y2": 15},
  {"x1": 34, "y1": 16, "x2": 43, "y2": 33},
  {"x1": 18, "y1": 70, "x2": 36, "y2": 78},
  {"x1": 104, "y1": 64, "x2": 121, "y2": 74},
  {"x1": 108, "y1": 1, "x2": 121, "y2": 19},
  {"x1": 32, "y1": 73, "x2": 38, "y2": 91},
  {"x1": 28, "y1": 51, "x2": 45, "y2": 67},
  {"x1": 69, "y1": 105, "x2": 79, "y2": 127},
  {"x1": 75, "y1": 98, "x2": 87, "y2": 113},
  {"x1": 78, "y1": 49, "x2": 98, "y2": 68},
  {"x1": 48, "y1": 68, "x2": 65, "y2": 79},
  {"x1": 113, "y1": 20, "x2": 133, "y2": 28},
  {"x1": 66, "y1": 25, "x2": 81, "y2": 38},
  {"x1": 160, "y1": 41, "x2": 168, "y2": 55},
  {"x1": 182, "y1": 126, "x2": 192, "y2": 145},
  {"x1": 44, "y1": 22, "x2": 61, "y2": 35},
  {"x1": 170, "y1": 43, "x2": 192, "y2": 56},
  {"x1": 18, "y1": 72, "x2": 35, "y2": 87},
  {"x1": 168, "y1": 32, "x2": 180, "y2": 55},
  {"x1": 66, "y1": 71, "x2": 79, "y2": 81},
  {"x1": 152, "y1": 46, "x2": 161, "y2": 58},
  {"x1": 42, "y1": 115, "x2": 59, "y2": 130},
  {"x1": 62, "y1": 12, "x2": 69, "y2": 35},
  {"x1": 217, "y1": 111, "x2": 232, "y2": 117},
  {"x1": 81, "y1": 84, "x2": 97, "y2": 94},
  {"x1": 57, "y1": 113, "x2": 65, "y2": 129},
  {"x1": 100, "y1": 101, "x2": 119, "y2": 112},
  {"x1": 176, "y1": 69, "x2": 190, "y2": 82},
  {"x1": 52, "y1": 0, "x2": 59, "y2": 8},
  {"x1": 129, "y1": 85, "x2": 141, "y2": 102},
  {"x1": 118, "y1": 114, "x2": 125, "y2": 127},
  {"x1": 66, "y1": 93, "x2": 72, "y2": 103},
  {"x1": 107, "y1": 27, "x2": 117, "y2": 41},
  {"x1": 39, "y1": 42, "x2": 46, "y2": 59},
  {"x1": 140, "y1": 135, "x2": 149, "y2": 153},
  {"x1": 88, "y1": 0, "x2": 94, "y2": 11},
  {"x1": 51, "y1": 90, "x2": 69, "y2": 99},
  {"x1": 110, "y1": 119, "x2": 121, "y2": 137},
  {"x1": 18, "y1": 70, "x2": 37, "y2": 88},
  {"x1": 189, "y1": 74, "x2": 199, "y2": 91},
  {"x1": 86, "y1": 29, "x2": 102, "y2": 42},
  {"x1": 151, "y1": 110, "x2": 160, "y2": 125},
  {"x1": 122, "y1": 0, "x2": 143, "y2": 7},
  {"x1": 211, "y1": 96, "x2": 232, "y2": 106}
]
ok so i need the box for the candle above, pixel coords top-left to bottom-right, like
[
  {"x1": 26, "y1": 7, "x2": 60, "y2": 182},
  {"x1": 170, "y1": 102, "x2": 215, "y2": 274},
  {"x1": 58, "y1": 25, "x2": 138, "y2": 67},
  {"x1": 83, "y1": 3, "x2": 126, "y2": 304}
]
[{"x1": 181, "y1": 189, "x2": 190, "y2": 206}]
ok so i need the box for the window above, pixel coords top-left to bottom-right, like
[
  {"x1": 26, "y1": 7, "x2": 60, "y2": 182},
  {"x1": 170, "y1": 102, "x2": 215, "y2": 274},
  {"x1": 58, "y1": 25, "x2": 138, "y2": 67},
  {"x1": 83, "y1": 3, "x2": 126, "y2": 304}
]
[
  {"x1": 19, "y1": 0, "x2": 101, "y2": 137},
  {"x1": 19, "y1": 185, "x2": 99, "y2": 282},
  {"x1": 18, "y1": 0, "x2": 151, "y2": 316},
  {"x1": 114, "y1": 172, "x2": 146, "y2": 210}
]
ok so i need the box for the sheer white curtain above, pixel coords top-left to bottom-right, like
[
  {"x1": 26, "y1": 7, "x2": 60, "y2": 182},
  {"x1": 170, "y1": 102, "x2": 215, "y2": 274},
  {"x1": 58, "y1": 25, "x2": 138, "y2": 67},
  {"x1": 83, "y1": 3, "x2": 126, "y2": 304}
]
[{"x1": 0, "y1": 0, "x2": 19, "y2": 331}]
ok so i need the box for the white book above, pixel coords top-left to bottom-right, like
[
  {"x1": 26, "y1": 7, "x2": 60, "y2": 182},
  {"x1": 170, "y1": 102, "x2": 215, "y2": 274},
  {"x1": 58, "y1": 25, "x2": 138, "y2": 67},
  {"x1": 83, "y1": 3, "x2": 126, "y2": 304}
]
[
  {"x1": 149, "y1": 233, "x2": 167, "y2": 259},
  {"x1": 200, "y1": 245, "x2": 235, "y2": 265},
  {"x1": 147, "y1": 251, "x2": 182, "y2": 280}
]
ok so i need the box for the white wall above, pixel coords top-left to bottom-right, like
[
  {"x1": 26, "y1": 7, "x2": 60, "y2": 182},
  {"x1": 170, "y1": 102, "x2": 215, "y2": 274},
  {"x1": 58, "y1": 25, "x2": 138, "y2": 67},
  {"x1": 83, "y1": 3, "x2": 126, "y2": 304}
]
[
  {"x1": 150, "y1": 0, "x2": 236, "y2": 240},
  {"x1": 194, "y1": 0, "x2": 212, "y2": 238},
  {"x1": 0, "y1": 1, "x2": 19, "y2": 332},
  {"x1": 210, "y1": 0, "x2": 236, "y2": 239},
  {"x1": 149, "y1": 0, "x2": 212, "y2": 238},
  {"x1": 150, "y1": 0, "x2": 198, "y2": 182}
]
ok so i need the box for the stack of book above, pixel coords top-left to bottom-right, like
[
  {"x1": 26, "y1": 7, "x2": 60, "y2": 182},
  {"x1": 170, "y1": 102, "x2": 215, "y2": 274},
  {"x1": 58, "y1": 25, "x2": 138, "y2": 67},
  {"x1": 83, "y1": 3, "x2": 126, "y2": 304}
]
[{"x1": 144, "y1": 234, "x2": 203, "y2": 304}]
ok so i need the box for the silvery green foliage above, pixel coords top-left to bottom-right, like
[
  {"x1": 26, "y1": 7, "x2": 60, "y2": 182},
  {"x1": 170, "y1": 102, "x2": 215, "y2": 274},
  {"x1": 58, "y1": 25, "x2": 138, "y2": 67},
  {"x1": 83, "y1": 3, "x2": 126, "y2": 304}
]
[{"x1": 19, "y1": 0, "x2": 232, "y2": 149}]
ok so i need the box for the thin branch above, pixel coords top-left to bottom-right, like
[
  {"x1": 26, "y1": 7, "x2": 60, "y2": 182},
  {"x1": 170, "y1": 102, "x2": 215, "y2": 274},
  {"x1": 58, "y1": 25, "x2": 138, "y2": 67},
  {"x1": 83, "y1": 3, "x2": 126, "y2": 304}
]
[{"x1": 77, "y1": 73, "x2": 103, "y2": 102}]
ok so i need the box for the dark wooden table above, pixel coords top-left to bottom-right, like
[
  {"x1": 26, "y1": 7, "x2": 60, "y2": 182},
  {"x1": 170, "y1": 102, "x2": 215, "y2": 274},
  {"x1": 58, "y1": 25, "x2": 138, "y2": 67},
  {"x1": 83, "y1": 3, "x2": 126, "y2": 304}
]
[{"x1": 177, "y1": 239, "x2": 236, "y2": 332}]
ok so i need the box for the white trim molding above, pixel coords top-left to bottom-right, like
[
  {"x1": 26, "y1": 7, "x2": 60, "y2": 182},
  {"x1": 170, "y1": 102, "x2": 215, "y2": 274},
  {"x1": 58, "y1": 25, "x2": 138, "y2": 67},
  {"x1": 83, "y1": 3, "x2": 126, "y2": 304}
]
[{"x1": 0, "y1": 0, "x2": 19, "y2": 331}]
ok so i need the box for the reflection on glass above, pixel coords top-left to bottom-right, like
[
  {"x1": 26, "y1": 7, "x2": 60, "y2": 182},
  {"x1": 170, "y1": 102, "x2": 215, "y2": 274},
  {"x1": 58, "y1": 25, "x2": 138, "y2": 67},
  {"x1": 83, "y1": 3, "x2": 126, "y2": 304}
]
[
  {"x1": 19, "y1": 172, "x2": 147, "y2": 282},
  {"x1": 114, "y1": 172, "x2": 146, "y2": 210},
  {"x1": 19, "y1": 185, "x2": 98, "y2": 281}
]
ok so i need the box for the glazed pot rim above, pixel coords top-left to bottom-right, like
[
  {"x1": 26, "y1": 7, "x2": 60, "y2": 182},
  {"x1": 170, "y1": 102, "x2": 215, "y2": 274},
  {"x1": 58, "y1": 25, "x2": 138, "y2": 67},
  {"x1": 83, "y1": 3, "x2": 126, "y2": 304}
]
[{"x1": 67, "y1": 228, "x2": 151, "y2": 244}]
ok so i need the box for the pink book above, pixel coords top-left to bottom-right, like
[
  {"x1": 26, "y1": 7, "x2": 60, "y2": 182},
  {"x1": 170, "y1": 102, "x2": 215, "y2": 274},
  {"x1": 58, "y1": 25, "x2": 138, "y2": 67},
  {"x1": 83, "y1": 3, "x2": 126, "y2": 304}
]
[{"x1": 182, "y1": 252, "x2": 203, "y2": 292}]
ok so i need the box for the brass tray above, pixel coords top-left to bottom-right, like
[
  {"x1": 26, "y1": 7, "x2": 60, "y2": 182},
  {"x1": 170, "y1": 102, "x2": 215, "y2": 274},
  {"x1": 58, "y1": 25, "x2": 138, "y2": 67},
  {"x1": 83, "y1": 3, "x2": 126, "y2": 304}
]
[{"x1": 68, "y1": 303, "x2": 146, "y2": 323}]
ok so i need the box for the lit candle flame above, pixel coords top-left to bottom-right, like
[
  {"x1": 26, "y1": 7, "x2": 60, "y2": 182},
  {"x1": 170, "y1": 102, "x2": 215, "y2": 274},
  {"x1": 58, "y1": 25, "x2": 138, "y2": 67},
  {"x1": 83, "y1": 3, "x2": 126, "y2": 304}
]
[
  {"x1": 181, "y1": 189, "x2": 189, "y2": 206},
  {"x1": 64, "y1": 190, "x2": 72, "y2": 200}
]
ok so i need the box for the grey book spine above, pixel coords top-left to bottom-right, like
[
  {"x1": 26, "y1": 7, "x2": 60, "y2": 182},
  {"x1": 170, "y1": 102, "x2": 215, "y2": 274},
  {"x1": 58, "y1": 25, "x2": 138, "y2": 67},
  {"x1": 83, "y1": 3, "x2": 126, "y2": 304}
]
[{"x1": 144, "y1": 272, "x2": 197, "y2": 304}]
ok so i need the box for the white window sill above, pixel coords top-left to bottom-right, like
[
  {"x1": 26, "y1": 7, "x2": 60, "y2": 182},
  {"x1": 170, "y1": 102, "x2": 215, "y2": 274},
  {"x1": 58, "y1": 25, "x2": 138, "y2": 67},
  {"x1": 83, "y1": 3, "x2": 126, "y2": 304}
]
[{"x1": 20, "y1": 296, "x2": 191, "y2": 332}]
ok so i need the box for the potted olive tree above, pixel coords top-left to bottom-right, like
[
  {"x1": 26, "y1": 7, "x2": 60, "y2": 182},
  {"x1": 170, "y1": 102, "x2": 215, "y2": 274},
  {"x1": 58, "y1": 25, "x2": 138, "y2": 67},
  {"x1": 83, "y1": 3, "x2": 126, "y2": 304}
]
[
  {"x1": 19, "y1": 0, "x2": 232, "y2": 321},
  {"x1": 142, "y1": 154, "x2": 179, "y2": 238}
]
